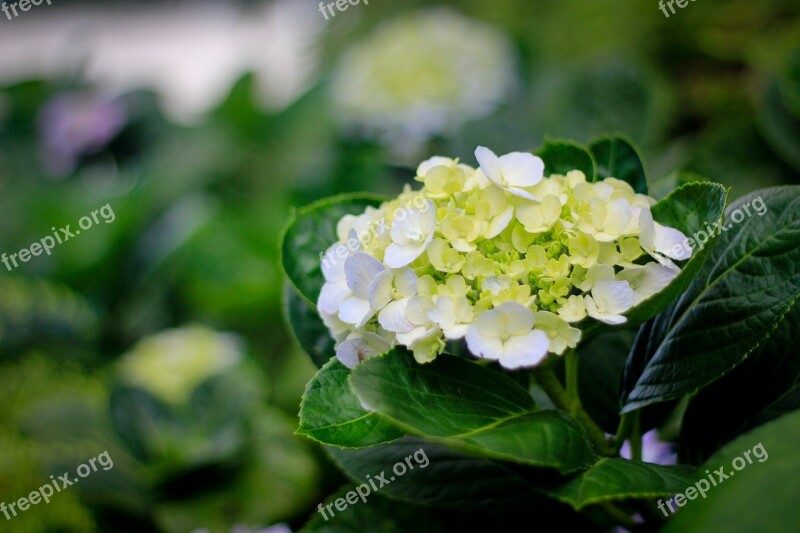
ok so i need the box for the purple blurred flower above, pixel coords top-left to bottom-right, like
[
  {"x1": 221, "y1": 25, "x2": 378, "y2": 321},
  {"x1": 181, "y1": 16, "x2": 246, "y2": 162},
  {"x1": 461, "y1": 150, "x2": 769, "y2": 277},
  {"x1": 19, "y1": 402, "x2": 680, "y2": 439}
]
[
  {"x1": 38, "y1": 92, "x2": 127, "y2": 177},
  {"x1": 620, "y1": 429, "x2": 678, "y2": 465}
]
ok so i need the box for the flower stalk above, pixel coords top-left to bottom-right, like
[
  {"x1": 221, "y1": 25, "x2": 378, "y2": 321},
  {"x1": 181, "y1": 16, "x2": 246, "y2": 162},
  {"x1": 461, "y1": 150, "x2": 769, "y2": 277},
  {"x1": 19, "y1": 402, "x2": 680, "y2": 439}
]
[{"x1": 534, "y1": 358, "x2": 614, "y2": 456}]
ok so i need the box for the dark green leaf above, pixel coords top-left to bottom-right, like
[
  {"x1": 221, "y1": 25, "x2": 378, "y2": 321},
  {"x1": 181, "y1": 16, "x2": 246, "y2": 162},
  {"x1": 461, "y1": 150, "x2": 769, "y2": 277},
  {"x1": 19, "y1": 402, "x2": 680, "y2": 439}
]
[
  {"x1": 623, "y1": 187, "x2": 800, "y2": 412},
  {"x1": 298, "y1": 359, "x2": 405, "y2": 448},
  {"x1": 284, "y1": 282, "x2": 335, "y2": 368},
  {"x1": 536, "y1": 138, "x2": 596, "y2": 180},
  {"x1": 589, "y1": 134, "x2": 648, "y2": 194},
  {"x1": 663, "y1": 410, "x2": 800, "y2": 533},
  {"x1": 350, "y1": 350, "x2": 595, "y2": 472},
  {"x1": 547, "y1": 458, "x2": 696, "y2": 510},
  {"x1": 679, "y1": 303, "x2": 800, "y2": 464},
  {"x1": 326, "y1": 437, "x2": 542, "y2": 508}
]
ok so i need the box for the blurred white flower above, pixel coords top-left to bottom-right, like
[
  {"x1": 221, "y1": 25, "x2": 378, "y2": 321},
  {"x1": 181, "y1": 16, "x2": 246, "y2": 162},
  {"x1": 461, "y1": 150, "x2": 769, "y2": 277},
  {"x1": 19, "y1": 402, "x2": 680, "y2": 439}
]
[
  {"x1": 0, "y1": 1, "x2": 321, "y2": 123},
  {"x1": 118, "y1": 325, "x2": 242, "y2": 404},
  {"x1": 330, "y1": 9, "x2": 516, "y2": 149}
]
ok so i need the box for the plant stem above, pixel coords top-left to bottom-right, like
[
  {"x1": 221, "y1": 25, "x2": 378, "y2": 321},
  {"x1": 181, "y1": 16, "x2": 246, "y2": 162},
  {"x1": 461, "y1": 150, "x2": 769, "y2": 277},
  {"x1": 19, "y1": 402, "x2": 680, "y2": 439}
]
[
  {"x1": 630, "y1": 411, "x2": 642, "y2": 462},
  {"x1": 534, "y1": 361, "x2": 614, "y2": 456},
  {"x1": 612, "y1": 412, "x2": 634, "y2": 455},
  {"x1": 565, "y1": 348, "x2": 580, "y2": 414},
  {"x1": 601, "y1": 502, "x2": 636, "y2": 529}
]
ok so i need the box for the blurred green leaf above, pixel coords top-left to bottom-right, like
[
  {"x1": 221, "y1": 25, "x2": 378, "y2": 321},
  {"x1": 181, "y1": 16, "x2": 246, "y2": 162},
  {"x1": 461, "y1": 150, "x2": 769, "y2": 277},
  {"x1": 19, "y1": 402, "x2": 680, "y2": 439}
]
[{"x1": 759, "y1": 81, "x2": 800, "y2": 172}]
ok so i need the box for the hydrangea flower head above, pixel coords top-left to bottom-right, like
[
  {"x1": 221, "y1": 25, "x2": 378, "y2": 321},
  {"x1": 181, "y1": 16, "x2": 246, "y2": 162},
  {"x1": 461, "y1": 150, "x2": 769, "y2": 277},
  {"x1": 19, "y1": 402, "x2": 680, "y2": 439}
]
[
  {"x1": 318, "y1": 147, "x2": 691, "y2": 369},
  {"x1": 330, "y1": 9, "x2": 516, "y2": 150},
  {"x1": 118, "y1": 326, "x2": 242, "y2": 403}
]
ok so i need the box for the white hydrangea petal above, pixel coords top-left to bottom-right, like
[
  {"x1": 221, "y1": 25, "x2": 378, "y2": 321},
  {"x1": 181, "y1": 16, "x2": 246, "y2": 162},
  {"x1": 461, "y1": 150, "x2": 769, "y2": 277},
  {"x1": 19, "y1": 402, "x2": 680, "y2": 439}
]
[
  {"x1": 499, "y1": 329, "x2": 549, "y2": 369},
  {"x1": 417, "y1": 156, "x2": 454, "y2": 177},
  {"x1": 516, "y1": 195, "x2": 561, "y2": 233},
  {"x1": 397, "y1": 325, "x2": 437, "y2": 347},
  {"x1": 465, "y1": 323, "x2": 503, "y2": 360},
  {"x1": 443, "y1": 324, "x2": 469, "y2": 340},
  {"x1": 485, "y1": 204, "x2": 514, "y2": 238},
  {"x1": 336, "y1": 332, "x2": 391, "y2": 369},
  {"x1": 345, "y1": 252, "x2": 385, "y2": 298},
  {"x1": 498, "y1": 152, "x2": 544, "y2": 188},
  {"x1": 475, "y1": 146, "x2": 502, "y2": 184},
  {"x1": 384, "y1": 241, "x2": 428, "y2": 268},
  {"x1": 338, "y1": 296, "x2": 374, "y2": 327},
  {"x1": 318, "y1": 280, "x2": 351, "y2": 315},
  {"x1": 617, "y1": 264, "x2": 679, "y2": 305},
  {"x1": 639, "y1": 208, "x2": 656, "y2": 249},
  {"x1": 592, "y1": 280, "x2": 635, "y2": 315},
  {"x1": 654, "y1": 223, "x2": 692, "y2": 260},
  {"x1": 378, "y1": 299, "x2": 414, "y2": 333},
  {"x1": 584, "y1": 296, "x2": 628, "y2": 325},
  {"x1": 321, "y1": 243, "x2": 348, "y2": 282},
  {"x1": 497, "y1": 302, "x2": 536, "y2": 336},
  {"x1": 368, "y1": 269, "x2": 395, "y2": 311},
  {"x1": 394, "y1": 267, "x2": 419, "y2": 297},
  {"x1": 603, "y1": 198, "x2": 634, "y2": 237},
  {"x1": 420, "y1": 200, "x2": 437, "y2": 232},
  {"x1": 507, "y1": 187, "x2": 538, "y2": 201}
]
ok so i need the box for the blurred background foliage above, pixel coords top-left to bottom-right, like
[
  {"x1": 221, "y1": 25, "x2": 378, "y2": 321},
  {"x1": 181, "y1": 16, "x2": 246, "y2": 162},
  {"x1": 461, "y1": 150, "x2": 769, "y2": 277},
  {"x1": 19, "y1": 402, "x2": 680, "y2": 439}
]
[{"x1": 0, "y1": 0, "x2": 798, "y2": 531}]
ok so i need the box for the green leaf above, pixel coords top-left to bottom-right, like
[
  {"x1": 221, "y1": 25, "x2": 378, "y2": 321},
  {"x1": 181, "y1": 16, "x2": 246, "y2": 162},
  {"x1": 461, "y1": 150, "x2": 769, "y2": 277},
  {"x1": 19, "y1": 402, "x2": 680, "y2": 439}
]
[
  {"x1": 536, "y1": 138, "x2": 596, "y2": 180},
  {"x1": 326, "y1": 437, "x2": 542, "y2": 507},
  {"x1": 663, "y1": 410, "x2": 800, "y2": 533},
  {"x1": 281, "y1": 194, "x2": 385, "y2": 304},
  {"x1": 300, "y1": 486, "x2": 450, "y2": 532},
  {"x1": 547, "y1": 458, "x2": 696, "y2": 510},
  {"x1": 589, "y1": 134, "x2": 648, "y2": 194},
  {"x1": 284, "y1": 283, "x2": 335, "y2": 368},
  {"x1": 622, "y1": 186, "x2": 800, "y2": 412},
  {"x1": 298, "y1": 358, "x2": 405, "y2": 448},
  {"x1": 300, "y1": 476, "x2": 594, "y2": 532},
  {"x1": 109, "y1": 386, "x2": 173, "y2": 462},
  {"x1": 349, "y1": 350, "x2": 595, "y2": 473},
  {"x1": 679, "y1": 303, "x2": 800, "y2": 464}
]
